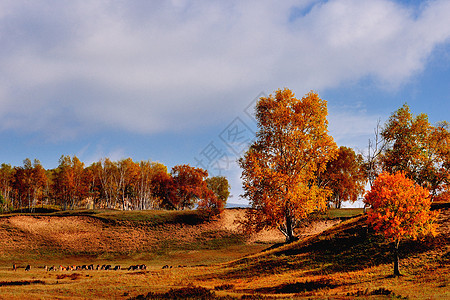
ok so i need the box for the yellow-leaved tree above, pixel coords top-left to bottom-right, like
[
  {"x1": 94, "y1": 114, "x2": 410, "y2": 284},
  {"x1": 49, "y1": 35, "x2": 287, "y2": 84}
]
[{"x1": 239, "y1": 88, "x2": 337, "y2": 243}]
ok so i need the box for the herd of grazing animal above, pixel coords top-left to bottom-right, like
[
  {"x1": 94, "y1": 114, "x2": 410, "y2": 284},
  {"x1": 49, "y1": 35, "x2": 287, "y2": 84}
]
[{"x1": 11, "y1": 263, "x2": 148, "y2": 272}]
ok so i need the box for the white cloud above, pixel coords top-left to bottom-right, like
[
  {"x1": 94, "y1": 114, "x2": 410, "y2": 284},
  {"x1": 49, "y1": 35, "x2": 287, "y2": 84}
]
[{"x1": 0, "y1": 0, "x2": 449, "y2": 139}]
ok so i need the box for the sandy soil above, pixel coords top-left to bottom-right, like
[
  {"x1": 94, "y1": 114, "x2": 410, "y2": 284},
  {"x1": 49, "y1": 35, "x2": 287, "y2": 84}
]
[{"x1": 219, "y1": 208, "x2": 341, "y2": 243}]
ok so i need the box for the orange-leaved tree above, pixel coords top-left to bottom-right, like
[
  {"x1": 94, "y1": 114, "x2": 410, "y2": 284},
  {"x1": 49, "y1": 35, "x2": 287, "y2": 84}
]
[
  {"x1": 239, "y1": 88, "x2": 337, "y2": 243},
  {"x1": 170, "y1": 164, "x2": 210, "y2": 210},
  {"x1": 364, "y1": 171, "x2": 438, "y2": 276},
  {"x1": 198, "y1": 176, "x2": 230, "y2": 215},
  {"x1": 320, "y1": 146, "x2": 366, "y2": 208}
]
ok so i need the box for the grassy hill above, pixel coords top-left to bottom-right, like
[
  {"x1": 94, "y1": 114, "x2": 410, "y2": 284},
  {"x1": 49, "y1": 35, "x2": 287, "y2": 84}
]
[
  {"x1": 0, "y1": 207, "x2": 448, "y2": 299},
  {"x1": 0, "y1": 209, "x2": 260, "y2": 267}
]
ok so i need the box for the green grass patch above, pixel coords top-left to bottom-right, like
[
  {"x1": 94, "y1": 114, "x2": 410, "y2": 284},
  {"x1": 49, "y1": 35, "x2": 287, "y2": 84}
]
[{"x1": 324, "y1": 208, "x2": 364, "y2": 219}]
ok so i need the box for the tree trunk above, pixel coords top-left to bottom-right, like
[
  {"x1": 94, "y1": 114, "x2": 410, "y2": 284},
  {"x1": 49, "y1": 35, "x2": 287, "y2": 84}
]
[
  {"x1": 285, "y1": 214, "x2": 294, "y2": 243},
  {"x1": 393, "y1": 240, "x2": 401, "y2": 276},
  {"x1": 283, "y1": 207, "x2": 297, "y2": 243}
]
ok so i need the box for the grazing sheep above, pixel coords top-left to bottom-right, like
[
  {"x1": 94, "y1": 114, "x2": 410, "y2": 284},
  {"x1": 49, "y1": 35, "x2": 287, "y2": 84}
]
[
  {"x1": 96, "y1": 265, "x2": 100, "y2": 270},
  {"x1": 88, "y1": 264, "x2": 94, "y2": 270},
  {"x1": 100, "y1": 265, "x2": 106, "y2": 270},
  {"x1": 105, "y1": 265, "x2": 112, "y2": 270},
  {"x1": 113, "y1": 265, "x2": 121, "y2": 271},
  {"x1": 25, "y1": 265, "x2": 31, "y2": 271},
  {"x1": 48, "y1": 266, "x2": 55, "y2": 271},
  {"x1": 139, "y1": 264, "x2": 147, "y2": 270},
  {"x1": 12, "y1": 264, "x2": 17, "y2": 271}
]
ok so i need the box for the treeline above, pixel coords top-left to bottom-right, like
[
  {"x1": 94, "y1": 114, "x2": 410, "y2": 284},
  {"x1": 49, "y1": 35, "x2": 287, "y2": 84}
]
[{"x1": 0, "y1": 156, "x2": 230, "y2": 213}]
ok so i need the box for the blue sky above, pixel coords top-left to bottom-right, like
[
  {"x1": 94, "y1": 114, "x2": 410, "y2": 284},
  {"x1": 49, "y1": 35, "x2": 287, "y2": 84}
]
[{"x1": 1, "y1": 0, "x2": 449, "y2": 205}]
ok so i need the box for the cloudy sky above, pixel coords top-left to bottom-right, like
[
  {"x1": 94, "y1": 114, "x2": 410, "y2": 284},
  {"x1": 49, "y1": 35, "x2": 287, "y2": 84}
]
[{"x1": 1, "y1": 0, "x2": 449, "y2": 205}]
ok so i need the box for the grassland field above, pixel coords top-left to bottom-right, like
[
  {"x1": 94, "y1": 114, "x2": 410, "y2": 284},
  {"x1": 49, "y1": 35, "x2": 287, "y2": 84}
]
[{"x1": 0, "y1": 206, "x2": 448, "y2": 299}]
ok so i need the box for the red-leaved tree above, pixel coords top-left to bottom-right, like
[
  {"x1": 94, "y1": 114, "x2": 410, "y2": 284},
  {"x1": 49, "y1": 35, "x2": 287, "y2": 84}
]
[{"x1": 364, "y1": 171, "x2": 438, "y2": 276}]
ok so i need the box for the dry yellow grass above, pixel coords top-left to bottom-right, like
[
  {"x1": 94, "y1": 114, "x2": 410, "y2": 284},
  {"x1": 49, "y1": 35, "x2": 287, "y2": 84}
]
[{"x1": 0, "y1": 207, "x2": 448, "y2": 299}]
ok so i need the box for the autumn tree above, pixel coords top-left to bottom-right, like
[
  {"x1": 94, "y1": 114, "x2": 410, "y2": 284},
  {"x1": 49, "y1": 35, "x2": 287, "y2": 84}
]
[
  {"x1": 380, "y1": 104, "x2": 449, "y2": 201},
  {"x1": 320, "y1": 146, "x2": 366, "y2": 208},
  {"x1": 84, "y1": 162, "x2": 103, "y2": 209},
  {"x1": 11, "y1": 159, "x2": 47, "y2": 211},
  {"x1": 364, "y1": 171, "x2": 438, "y2": 276},
  {"x1": 170, "y1": 164, "x2": 210, "y2": 210},
  {"x1": 31, "y1": 159, "x2": 48, "y2": 209},
  {"x1": 117, "y1": 158, "x2": 139, "y2": 210},
  {"x1": 150, "y1": 163, "x2": 173, "y2": 209},
  {"x1": 134, "y1": 161, "x2": 171, "y2": 209},
  {"x1": 0, "y1": 163, "x2": 14, "y2": 210},
  {"x1": 52, "y1": 155, "x2": 86, "y2": 210},
  {"x1": 239, "y1": 89, "x2": 338, "y2": 243},
  {"x1": 199, "y1": 176, "x2": 230, "y2": 214}
]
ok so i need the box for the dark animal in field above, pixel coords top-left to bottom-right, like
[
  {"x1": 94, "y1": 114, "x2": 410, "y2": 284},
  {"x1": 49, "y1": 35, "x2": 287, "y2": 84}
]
[
  {"x1": 162, "y1": 265, "x2": 170, "y2": 269},
  {"x1": 59, "y1": 265, "x2": 67, "y2": 271},
  {"x1": 105, "y1": 265, "x2": 112, "y2": 270},
  {"x1": 128, "y1": 265, "x2": 139, "y2": 271},
  {"x1": 76, "y1": 266, "x2": 82, "y2": 270},
  {"x1": 113, "y1": 265, "x2": 121, "y2": 271},
  {"x1": 82, "y1": 265, "x2": 88, "y2": 270},
  {"x1": 96, "y1": 265, "x2": 100, "y2": 270},
  {"x1": 48, "y1": 266, "x2": 56, "y2": 271},
  {"x1": 25, "y1": 265, "x2": 31, "y2": 271},
  {"x1": 12, "y1": 264, "x2": 17, "y2": 271},
  {"x1": 88, "y1": 264, "x2": 94, "y2": 270},
  {"x1": 100, "y1": 265, "x2": 106, "y2": 270},
  {"x1": 139, "y1": 264, "x2": 147, "y2": 270}
]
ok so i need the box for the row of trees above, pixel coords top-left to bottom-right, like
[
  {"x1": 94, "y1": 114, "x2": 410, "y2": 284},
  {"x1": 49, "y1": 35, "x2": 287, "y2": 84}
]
[{"x1": 0, "y1": 157, "x2": 229, "y2": 213}]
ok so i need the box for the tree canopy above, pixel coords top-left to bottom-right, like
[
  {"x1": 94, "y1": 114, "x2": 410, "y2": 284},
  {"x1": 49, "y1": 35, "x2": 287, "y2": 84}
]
[
  {"x1": 380, "y1": 104, "x2": 450, "y2": 202},
  {"x1": 364, "y1": 171, "x2": 438, "y2": 276},
  {"x1": 320, "y1": 146, "x2": 366, "y2": 208},
  {"x1": 239, "y1": 88, "x2": 337, "y2": 242},
  {"x1": 0, "y1": 157, "x2": 227, "y2": 212}
]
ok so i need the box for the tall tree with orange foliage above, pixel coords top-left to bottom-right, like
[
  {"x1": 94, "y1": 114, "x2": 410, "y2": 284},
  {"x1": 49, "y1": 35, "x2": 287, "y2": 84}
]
[
  {"x1": 364, "y1": 171, "x2": 438, "y2": 276},
  {"x1": 381, "y1": 104, "x2": 449, "y2": 202},
  {"x1": 320, "y1": 146, "x2": 366, "y2": 208},
  {"x1": 239, "y1": 89, "x2": 337, "y2": 243},
  {"x1": 52, "y1": 155, "x2": 86, "y2": 210}
]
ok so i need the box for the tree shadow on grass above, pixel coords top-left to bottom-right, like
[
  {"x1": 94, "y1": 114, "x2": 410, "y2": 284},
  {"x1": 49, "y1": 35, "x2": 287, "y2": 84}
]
[
  {"x1": 248, "y1": 278, "x2": 339, "y2": 294},
  {"x1": 211, "y1": 216, "x2": 448, "y2": 280}
]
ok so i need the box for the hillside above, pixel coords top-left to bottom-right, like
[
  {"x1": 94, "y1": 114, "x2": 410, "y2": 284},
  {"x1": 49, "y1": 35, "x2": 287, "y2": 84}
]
[
  {"x1": 0, "y1": 207, "x2": 447, "y2": 299},
  {"x1": 0, "y1": 208, "x2": 346, "y2": 265},
  {"x1": 191, "y1": 206, "x2": 450, "y2": 298}
]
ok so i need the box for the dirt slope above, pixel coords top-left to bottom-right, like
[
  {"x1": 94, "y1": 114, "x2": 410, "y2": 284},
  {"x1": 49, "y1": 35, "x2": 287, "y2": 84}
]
[
  {"x1": 0, "y1": 209, "x2": 342, "y2": 262},
  {"x1": 219, "y1": 208, "x2": 341, "y2": 243}
]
